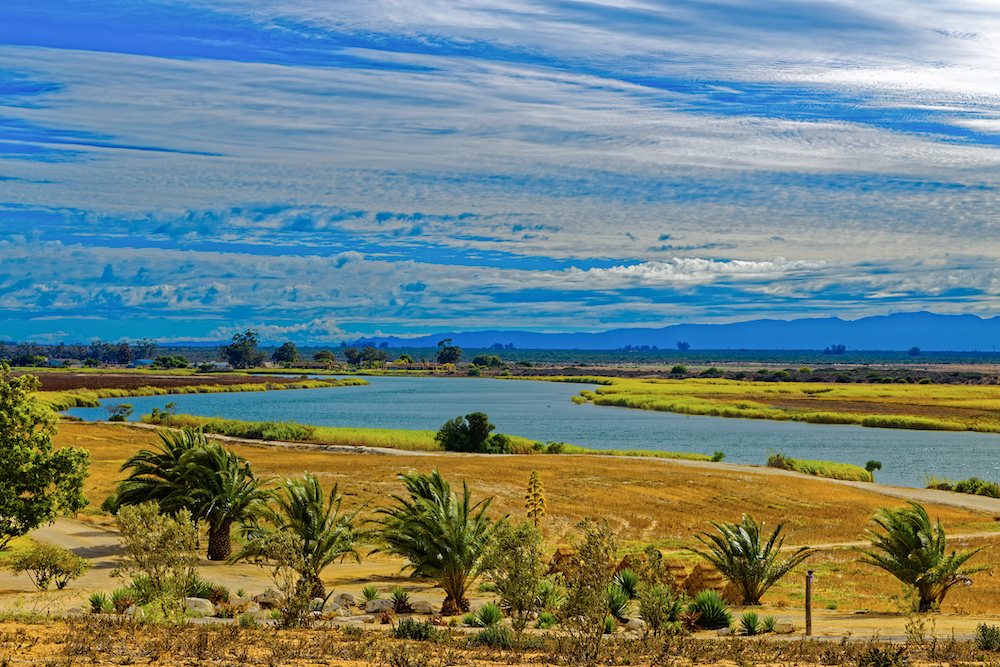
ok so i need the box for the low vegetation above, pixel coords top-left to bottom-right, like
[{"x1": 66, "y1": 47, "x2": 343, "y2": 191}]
[{"x1": 767, "y1": 451, "x2": 873, "y2": 482}]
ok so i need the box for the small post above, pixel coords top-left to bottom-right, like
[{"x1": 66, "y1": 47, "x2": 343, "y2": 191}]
[{"x1": 805, "y1": 570, "x2": 813, "y2": 636}]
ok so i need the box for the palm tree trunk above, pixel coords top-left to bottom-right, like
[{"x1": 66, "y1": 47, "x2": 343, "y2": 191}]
[{"x1": 207, "y1": 519, "x2": 232, "y2": 560}]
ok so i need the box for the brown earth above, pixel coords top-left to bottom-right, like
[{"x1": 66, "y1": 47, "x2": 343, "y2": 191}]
[{"x1": 22, "y1": 371, "x2": 311, "y2": 392}]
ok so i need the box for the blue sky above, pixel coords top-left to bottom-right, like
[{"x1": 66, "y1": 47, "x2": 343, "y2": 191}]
[{"x1": 2, "y1": 0, "x2": 1000, "y2": 344}]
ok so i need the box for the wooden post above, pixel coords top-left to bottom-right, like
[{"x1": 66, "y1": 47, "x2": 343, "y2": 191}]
[{"x1": 805, "y1": 570, "x2": 813, "y2": 636}]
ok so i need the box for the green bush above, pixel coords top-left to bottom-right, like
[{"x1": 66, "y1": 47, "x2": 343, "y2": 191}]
[
  {"x1": 394, "y1": 617, "x2": 438, "y2": 641},
  {"x1": 711, "y1": 450, "x2": 726, "y2": 462},
  {"x1": 434, "y1": 412, "x2": 511, "y2": 454},
  {"x1": 361, "y1": 584, "x2": 380, "y2": 602},
  {"x1": 688, "y1": 590, "x2": 731, "y2": 630},
  {"x1": 976, "y1": 623, "x2": 1000, "y2": 650},
  {"x1": 857, "y1": 645, "x2": 909, "y2": 667},
  {"x1": 100, "y1": 493, "x2": 118, "y2": 514},
  {"x1": 88, "y1": 591, "x2": 114, "y2": 614},
  {"x1": 7, "y1": 542, "x2": 92, "y2": 590},
  {"x1": 762, "y1": 615, "x2": 777, "y2": 632},
  {"x1": 637, "y1": 583, "x2": 684, "y2": 638},
  {"x1": 470, "y1": 624, "x2": 515, "y2": 649},
  {"x1": 603, "y1": 613, "x2": 617, "y2": 634},
  {"x1": 670, "y1": 365, "x2": 687, "y2": 374}
]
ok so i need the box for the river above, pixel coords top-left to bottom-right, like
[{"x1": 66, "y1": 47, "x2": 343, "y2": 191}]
[{"x1": 65, "y1": 375, "x2": 1000, "y2": 488}]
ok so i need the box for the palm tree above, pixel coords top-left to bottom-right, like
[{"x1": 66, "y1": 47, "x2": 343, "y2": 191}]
[
  {"x1": 233, "y1": 473, "x2": 369, "y2": 597},
  {"x1": 374, "y1": 470, "x2": 497, "y2": 614},
  {"x1": 849, "y1": 501, "x2": 987, "y2": 612},
  {"x1": 685, "y1": 514, "x2": 813, "y2": 605},
  {"x1": 116, "y1": 427, "x2": 268, "y2": 560},
  {"x1": 177, "y1": 442, "x2": 270, "y2": 560},
  {"x1": 115, "y1": 427, "x2": 204, "y2": 512}
]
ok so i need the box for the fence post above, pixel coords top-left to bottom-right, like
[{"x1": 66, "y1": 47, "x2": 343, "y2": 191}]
[{"x1": 805, "y1": 570, "x2": 813, "y2": 636}]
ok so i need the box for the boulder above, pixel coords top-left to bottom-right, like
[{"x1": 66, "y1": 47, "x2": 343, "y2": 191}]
[
  {"x1": 256, "y1": 589, "x2": 283, "y2": 609},
  {"x1": 333, "y1": 593, "x2": 356, "y2": 608},
  {"x1": 365, "y1": 598, "x2": 394, "y2": 614},
  {"x1": 185, "y1": 597, "x2": 216, "y2": 617},
  {"x1": 411, "y1": 600, "x2": 435, "y2": 615},
  {"x1": 356, "y1": 614, "x2": 376, "y2": 624},
  {"x1": 773, "y1": 620, "x2": 796, "y2": 635},
  {"x1": 717, "y1": 627, "x2": 732, "y2": 636},
  {"x1": 123, "y1": 605, "x2": 145, "y2": 618},
  {"x1": 65, "y1": 606, "x2": 89, "y2": 615},
  {"x1": 310, "y1": 597, "x2": 326, "y2": 612},
  {"x1": 229, "y1": 596, "x2": 253, "y2": 612},
  {"x1": 626, "y1": 618, "x2": 646, "y2": 633}
]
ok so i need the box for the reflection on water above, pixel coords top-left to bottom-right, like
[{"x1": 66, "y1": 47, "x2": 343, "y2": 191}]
[{"x1": 66, "y1": 376, "x2": 1000, "y2": 489}]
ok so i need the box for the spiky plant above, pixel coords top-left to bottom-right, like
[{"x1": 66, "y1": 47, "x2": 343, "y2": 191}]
[
  {"x1": 685, "y1": 514, "x2": 813, "y2": 605},
  {"x1": 849, "y1": 501, "x2": 987, "y2": 612}
]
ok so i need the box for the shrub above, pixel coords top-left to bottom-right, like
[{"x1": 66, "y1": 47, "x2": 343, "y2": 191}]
[
  {"x1": 100, "y1": 494, "x2": 118, "y2": 514},
  {"x1": 434, "y1": 412, "x2": 510, "y2": 454},
  {"x1": 699, "y1": 367, "x2": 723, "y2": 377},
  {"x1": 7, "y1": 541, "x2": 92, "y2": 590},
  {"x1": 670, "y1": 365, "x2": 687, "y2": 374},
  {"x1": 111, "y1": 587, "x2": 136, "y2": 614},
  {"x1": 603, "y1": 613, "x2": 617, "y2": 634},
  {"x1": 361, "y1": 584, "x2": 381, "y2": 602},
  {"x1": 711, "y1": 450, "x2": 725, "y2": 462},
  {"x1": 394, "y1": 617, "x2": 438, "y2": 641},
  {"x1": 536, "y1": 611, "x2": 557, "y2": 629},
  {"x1": 857, "y1": 645, "x2": 909, "y2": 667},
  {"x1": 470, "y1": 624, "x2": 515, "y2": 649},
  {"x1": 390, "y1": 585, "x2": 414, "y2": 613},
  {"x1": 688, "y1": 590, "x2": 732, "y2": 630},
  {"x1": 536, "y1": 576, "x2": 566, "y2": 612},
  {"x1": 613, "y1": 568, "x2": 641, "y2": 600},
  {"x1": 478, "y1": 521, "x2": 545, "y2": 636},
  {"x1": 545, "y1": 441, "x2": 567, "y2": 454},
  {"x1": 918, "y1": 378, "x2": 932, "y2": 384},
  {"x1": 762, "y1": 614, "x2": 777, "y2": 632},
  {"x1": 637, "y1": 583, "x2": 684, "y2": 638},
  {"x1": 739, "y1": 610, "x2": 761, "y2": 635},
  {"x1": 975, "y1": 623, "x2": 1000, "y2": 650},
  {"x1": 462, "y1": 612, "x2": 476, "y2": 626},
  {"x1": 474, "y1": 601, "x2": 504, "y2": 627},
  {"x1": 238, "y1": 612, "x2": 261, "y2": 628}
]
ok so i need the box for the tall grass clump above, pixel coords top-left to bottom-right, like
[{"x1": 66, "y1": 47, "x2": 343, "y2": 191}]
[
  {"x1": 767, "y1": 451, "x2": 872, "y2": 482},
  {"x1": 860, "y1": 415, "x2": 967, "y2": 431},
  {"x1": 142, "y1": 413, "x2": 317, "y2": 441}
]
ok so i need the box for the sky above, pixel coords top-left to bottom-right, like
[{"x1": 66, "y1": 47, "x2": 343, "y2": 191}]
[{"x1": 2, "y1": 0, "x2": 1000, "y2": 344}]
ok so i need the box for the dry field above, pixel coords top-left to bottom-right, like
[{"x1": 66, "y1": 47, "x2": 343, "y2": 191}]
[{"x1": 52, "y1": 421, "x2": 1000, "y2": 615}]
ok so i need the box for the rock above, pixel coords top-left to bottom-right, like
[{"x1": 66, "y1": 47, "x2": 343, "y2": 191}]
[
  {"x1": 411, "y1": 600, "x2": 435, "y2": 615},
  {"x1": 185, "y1": 597, "x2": 216, "y2": 617},
  {"x1": 337, "y1": 607, "x2": 352, "y2": 617},
  {"x1": 365, "y1": 599, "x2": 394, "y2": 614},
  {"x1": 256, "y1": 589, "x2": 283, "y2": 609},
  {"x1": 323, "y1": 601, "x2": 341, "y2": 613},
  {"x1": 230, "y1": 596, "x2": 253, "y2": 612},
  {"x1": 773, "y1": 621, "x2": 795, "y2": 635},
  {"x1": 64, "y1": 606, "x2": 89, "y2": 615},
  {"x1": 355, "y1": 614, "x2": 376, "y2": 624},
  {"x1": 123, "y1": 605, "x2": 145, "y2": 618},
  {"x1": 333, "y1": 593, "x2": 356, "y2": 608},
  {"x1": 717, "y1": 627, "x2": 731, "y2": 636},
  {"x1": 626, "y1": 618, "x2": 646, "y2": 632},
  {"x1": 310, "y1": 597, "x2": 326, "y2": 611}
]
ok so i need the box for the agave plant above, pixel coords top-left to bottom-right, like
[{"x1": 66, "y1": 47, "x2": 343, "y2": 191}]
[
  {"x1": 739, "y1": 610, "x2": 761, "y2": 636},
  {"x1": 688, "y1": 590, "x2": 731, "y2": 630},
  {"x1": 686, "y1": 514, "x2": 813, "y2": 605}
]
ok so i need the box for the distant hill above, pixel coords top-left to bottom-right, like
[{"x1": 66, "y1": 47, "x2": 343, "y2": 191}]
[{"x1": 355, "y1": 312, "x2": 1000, "y2": 351}]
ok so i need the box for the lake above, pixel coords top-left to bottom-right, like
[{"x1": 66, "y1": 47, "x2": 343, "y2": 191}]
[{"x1": 65, "y1": 376, "x2": 1000, "y2": 489}]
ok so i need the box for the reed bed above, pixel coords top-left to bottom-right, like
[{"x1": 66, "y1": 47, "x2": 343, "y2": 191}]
[{"x1": 768, "y1": 451, "x2": 873, "y2": 482}]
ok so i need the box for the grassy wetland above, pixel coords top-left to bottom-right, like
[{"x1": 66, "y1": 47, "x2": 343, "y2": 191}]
[{"x1": 572, "y1": 376, "x2": 1000, "y2": 433}]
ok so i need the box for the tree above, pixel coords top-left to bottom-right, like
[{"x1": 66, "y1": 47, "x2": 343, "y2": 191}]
[
  {"x1": 219, "y1": 329, "x2": 267, "y2": 368},
  {"x1": 685, "y1": 514, "x2": 813, "y2": 605},
  {"x1": 526, "y1": 471, "x2": 546, "y2": 527},
  {"x1": 104, "y1": 403, "x2": 134, "y2": 421},
  {"x1": 343, "y1": 347, "x2": 362, "y2": 365},
  {"x1": 179, "y1": 442, "x2": 270, "y2": 560},
  {"x1": 7, "y1": 542, "x2": 92, "y2": 590},
  {"x1": 0, "y1": 364, "x2": 90, "y2": 550},
  {"x1": 434, "y1": 412, "x2": 511, "y2": 454},
  {"x1": 313, "y1": 350, "x2": 334, "y2": 363},
  {"x1": 133, "y1": 338, "x2": 158, "y2": 359},
  {"x1": 375, "y1": 470, "x2": 498, "y2": 614},
  {"x1": 478, "y1": 521, "x2": 545, "y2": 638},
  {"x1": 436, "y1": 339, "x2": 462, "y2": 364},
  {"x1": 866, "y1": 460, "x2": 882, "y2": 481},
  {"x1": 824, "y1": 344, "x2": 847, "y2": 355},
  {"x1": 396, "y1": 354, "x2": 413, "y2": 364},
  {"x1": 234, "y1": 474, "x2": 369, "y2": 598},
  {"x1": 849, "y1": 501, "x2": 987, "y2": 612},
  {"x1": 116, "y1": 427, "x2": 269, "y2": 560},
  {"x1": 273, "y1": 342, "x2": 300, "y2": 364},
  {"x1": 472, "y1": 354, "x2": 503, "y2": 368},
  {"x1": 676, "y1": 341, "x2": 690, "y2": 351},
  {"x1": 908, "y1": 346, "x2": 921, "y2": 357}
]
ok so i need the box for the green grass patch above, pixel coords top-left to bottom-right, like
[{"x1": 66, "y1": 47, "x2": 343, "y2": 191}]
[
  {"x1": 859, "y1": 415, "x2": 967, "y2": 431},
  {"x1": 767, "y1": 451, "x2": 873, "y2": 482}
]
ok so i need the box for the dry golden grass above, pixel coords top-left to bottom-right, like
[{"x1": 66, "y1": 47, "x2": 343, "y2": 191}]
[{"x1": 57, "y1": 421, "x2": 1000, "y2": 613}]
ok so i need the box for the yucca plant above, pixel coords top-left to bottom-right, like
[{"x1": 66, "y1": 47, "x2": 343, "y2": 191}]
[
  {"x1": 606, "y1": 583, "x2": 632, "y2": 622},
  {"x1": 88, "y1": 591, "x2": 113, "y2": 614},
  {"x1": 613, "y1": 568, "x2": 641, "y2": 600},
  {"x1": 536, "y1": 611, "x2": 557, "y2": 629},
  {"x1": 390, "y1": 585, "x2": 413, "y2": 613},
  {"x1": 739, "y1": 610, "x2": 761, "y2": 636},
  {"x1": 688, "y1": 590, "x2": 731, "y2": 630},
  {"x1": 762, "y1": 615, "x2": 778, "y2": 633},
  {"x1": 849, "y1": 501, "x2": 987, "y2": 612},
  {"x1": 360, "y1": 584, "x2": 381, "y2": 602},
  {"x1": 474, "y1": 601, "x2": 504, "y2": 627},
  {"x1": 686, "y1": 514, "x2": 813, "y2": 605},
  {"x1": 536, "y1": 576, "x2": 566, "y2": 612}
]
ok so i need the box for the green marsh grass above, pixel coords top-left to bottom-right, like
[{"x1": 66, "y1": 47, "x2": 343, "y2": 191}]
[{"x1": 768, "y1": 451, "x2": 872, "y2": 482}]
